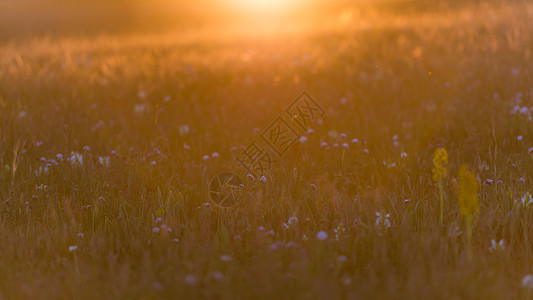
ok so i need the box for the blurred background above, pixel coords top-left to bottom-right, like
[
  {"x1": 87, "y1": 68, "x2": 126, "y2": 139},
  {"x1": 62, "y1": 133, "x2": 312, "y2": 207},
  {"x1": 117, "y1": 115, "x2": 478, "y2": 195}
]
[{"x1": 0, "y1": 0, "x2": 483, "y2": 40}]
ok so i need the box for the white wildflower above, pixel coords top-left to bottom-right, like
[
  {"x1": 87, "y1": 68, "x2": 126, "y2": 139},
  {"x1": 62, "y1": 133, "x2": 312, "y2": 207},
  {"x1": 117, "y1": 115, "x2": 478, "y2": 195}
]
[
  {"x1": 288, "y1": 216, "x2": 299, "y2": 226},
  {"x1": 522, "y1": 275, "x2": 533, "y2": 289},
  {"x1": 98, "y1": 156, "x2": 110, "y2": 167},
  {"x1": 220, "y1": 255, "x2": 233, "y2": 262},
  {"x1": 316, "y1": 230, "x2": 328, "y2": 241},
  {"x1": 69, "y1": 152, "x2": 83, "y2": 166},
  {"x1": 179, "y1": 125, "x2": 190, "y2": 136}
]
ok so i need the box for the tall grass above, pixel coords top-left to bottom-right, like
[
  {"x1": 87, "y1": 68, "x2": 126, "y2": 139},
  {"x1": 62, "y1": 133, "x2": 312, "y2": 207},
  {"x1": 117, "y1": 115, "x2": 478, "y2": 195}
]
[{"x1": 1, "y1": 1, "x2": 533, "y2": 299}]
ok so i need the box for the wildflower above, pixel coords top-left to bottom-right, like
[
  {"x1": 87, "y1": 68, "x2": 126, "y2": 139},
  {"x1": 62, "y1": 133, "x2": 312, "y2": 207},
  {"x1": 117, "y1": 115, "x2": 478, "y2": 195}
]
[
  {"x1": 522, "y1": 275, "x2": 533, "y2": 289},
  {"x1": 519, "y1": 177, "x2": 526, "y2": 183},
  {"x1": 447, "y1": 224, "x2": 463, "y2": 238},
  {"x1": 247, "y1": 174, "x2": 255, "y2": 182},
  {"x1": 342, "y1": 276, "x2": 352, "y2": 285},
  {"x1": 202, "y1": 155, "x2": 210, "y2": 161},
  {"x1": 307, "y1": 129, "x2": 314, "y2": 135},
  {"x1": 518, "y1": 135, "x2": 523, "y2": 141},
  {"x1": 56, "y1": 153, "x2": 63, "y2": 161},
  {"x1": 432, "y1": 147, "x2": 448, "y2": 182},
  {"x1": 519, "y1": 193, "x2": 533, "y2": 208},
  {"x1": 220, "y1": 255, "x2": 233, "y2": 262},
  {"x1": 457, "y1": 165, "x2": 479, "y2": 261},
  {"x1": 35, "y1": 184, "x2": 47, "y2": 191},
  {"x1": 179, "y1": 125, "x2": 190, "y2": 136},
  {"x1": 258, "y1": 226, "x2": 265, "y2": 232},
  {"x1": 288, "y1": 216, "x2": 299, "y2": 226},
  {"x1": 363, "y1": 148, "x2": 369, "y2": 154},
  {"x1": 334, "y1": 223, "x2": 346, "y2": 239},
  {"x1": 458, "y1": 165, "x2": 479, "y2": 216},
  {"x1": 35, "y1": 166, "x2": 49, "y2": 177},
  {"x1": 173, "y1": 238, "x2": 180, "y2": 243},
  {"x1": 98, "y1": 156, "x2": 110, "y2": 166},
  {"x1": 299, "y1": 136, "x2": 307, "y2": 143},
  {"x1": 150, "y1": 161, "x2": 156, "y2": 166},
  {"x1": 260, "y1": 176, "x2": 267, "y2": 183},
  {"x1": 77, "y1": 233, "x2": 84, "y2": 239},
  {"x1": 35, "y1": 141, "x2": 44, "y2": 147},
  {"x1": 432, "y1": 147, "x2": 448, "y2": 224},
  {"x1": 342, "y1": 143, "x2": 349, "y2": 149},
  {"x1": 351, "y1": 138, "x2": 359, "y2": 144},
  {"x1": 83, "y1": 145, "x2": 91, "y2": 151},
  {"x1": 400, "y1": 152, "x2": 408, "y2": 159},
  {"x1": 69, "y1": 152, "x2": 83, "y2": 166},
  {"x1": 152, "y1": 227, "x2": 160, "y2": 233},
  {"x1": 269, "y1": 241, "x2": 284, "y2": 251},
  {"x1": 211, "y1": 152, "x2": 219, "y2": 158},
  {"x1": 340, "y1": 133, "x2": 347, "y2": 139},
  {"x1": 337, "y1": 255, "x2": 348, "y2": 263},
  {"x1": 320, "y1": 142, "x2": 328, "y2": 148},
  {"x1": 316, "y1": 230, "x2": 328, "y2": 241},
  {"x1": 375, "y1": 212, "x2": 391, "y2": 229},
  {"x1": 156, "y1": 218, "x2": 162, "y2": 224},
  {"x1": 489, "y1": 239, "x2": 505, "y2": 252},
  {"x1": 68, "y1": 245, "x2": 78, "y2": 252},
  {"x1": 212, "y1": 271, "x2": 224, "y2": 281},
  {"x1": 286, "y1": 241, "x2": 298, "y2": 249},
  {"x1": 185, "y1": 274, "x2": 197, "y2": 286},
  {"x1": 333, "y1": 143, "x2": 339, "y2": 148}
]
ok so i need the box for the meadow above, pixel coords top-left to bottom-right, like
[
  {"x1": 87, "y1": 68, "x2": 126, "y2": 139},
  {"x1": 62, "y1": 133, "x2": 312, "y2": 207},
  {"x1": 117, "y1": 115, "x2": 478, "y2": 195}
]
[{"x1": 1, "y1": 0, "x2": 533, "y2": 299}]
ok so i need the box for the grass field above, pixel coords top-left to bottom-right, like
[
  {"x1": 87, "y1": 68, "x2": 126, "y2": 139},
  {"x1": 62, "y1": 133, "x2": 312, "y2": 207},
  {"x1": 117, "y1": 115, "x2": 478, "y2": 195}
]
[{"x1": 2, "y1": 1, "x2": 533, "y2": 299}]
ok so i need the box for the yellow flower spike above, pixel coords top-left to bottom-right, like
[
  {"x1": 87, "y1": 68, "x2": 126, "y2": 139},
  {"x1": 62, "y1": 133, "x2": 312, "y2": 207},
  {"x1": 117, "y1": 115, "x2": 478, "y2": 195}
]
[
  {"x1": 432, "y1": 147, "x2": 448, "y2": 224},
  {"x1": 457, "y1": 165, "x2": 479, "y2": 262},
  {"x1": 458, "y1": 165, "x2": 479, "y2": 217},
  {"x1": 432, "y1": 147, "x2": 448, "y2": 182}
]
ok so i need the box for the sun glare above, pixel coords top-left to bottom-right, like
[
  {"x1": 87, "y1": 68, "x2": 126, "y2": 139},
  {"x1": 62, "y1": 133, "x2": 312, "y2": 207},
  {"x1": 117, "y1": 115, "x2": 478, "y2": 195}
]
[{"x1": 226, "y1": 0, "x2": 302, "y2": 17}]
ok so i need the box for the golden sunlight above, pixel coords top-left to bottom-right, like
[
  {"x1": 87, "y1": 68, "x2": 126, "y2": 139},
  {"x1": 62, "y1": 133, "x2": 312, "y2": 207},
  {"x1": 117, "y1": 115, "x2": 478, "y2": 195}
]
[{"x1": 225, "y1": 0, "x2": 304, "y2": 17}]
